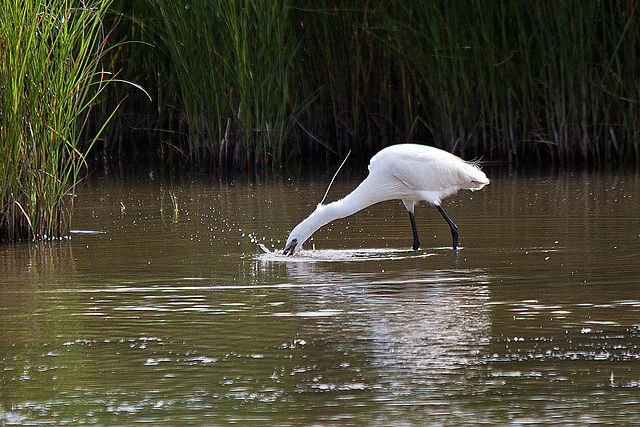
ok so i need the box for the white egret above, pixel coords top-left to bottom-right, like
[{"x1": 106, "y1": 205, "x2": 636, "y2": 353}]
[{"x1": 283, "y1": 143, "x2": 489, "y2": 255}]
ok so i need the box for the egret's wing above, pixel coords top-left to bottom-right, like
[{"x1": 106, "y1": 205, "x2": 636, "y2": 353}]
[{"x1": 369, "y1": 144, "x2": 488, "y2": 205}]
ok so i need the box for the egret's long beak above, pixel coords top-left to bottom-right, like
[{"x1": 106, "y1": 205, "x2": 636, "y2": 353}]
[{"x1": 283, "y1": 238, "x2": 297, "y2": 255}]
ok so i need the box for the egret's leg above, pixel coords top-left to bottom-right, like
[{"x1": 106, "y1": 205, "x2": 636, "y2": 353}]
[
  {"x1": 436, "y1": 205, "x2": 458, "y2": 250},
  {"x1": 408, "y1": 211, "x2": 420, "y2": 250}
]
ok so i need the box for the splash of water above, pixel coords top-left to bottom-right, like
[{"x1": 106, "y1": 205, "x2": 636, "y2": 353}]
[{"x1": 256, "y1": 247, "x2": 437, "y2": 262}]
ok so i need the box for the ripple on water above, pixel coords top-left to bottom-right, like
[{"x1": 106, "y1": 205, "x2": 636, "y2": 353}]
[
  {"x1": 255, "y1": 247, "x2": 438, "y2": 263},
  {"x1": 70, "y1": 229, "x2": 107, "y2": 235}
]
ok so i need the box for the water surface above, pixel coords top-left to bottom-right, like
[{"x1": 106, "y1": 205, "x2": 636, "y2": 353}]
[{"x1": 1, "y1": 170, "x2": 639, "y2": 424}]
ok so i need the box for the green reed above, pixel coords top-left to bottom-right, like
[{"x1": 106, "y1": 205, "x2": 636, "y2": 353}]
[
  {"x1": 102, "y1": 0, "x2": 640, "y2": 168},
  {"x1": 0, "y1": 0, "x2": 115, "y2": 241},
  {"x1": 148, "y1": 0, "x2": 293, "y2": 168},
  {"x1": 385, "y1": 0, "x2": 640, "y2": 165}
]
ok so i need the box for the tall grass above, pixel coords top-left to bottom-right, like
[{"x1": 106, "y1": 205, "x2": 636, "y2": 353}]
[
  {"x1": 102, "y1": 0, "x2": 640, "y2": 168},
  {"x1": 0, "y1": 0, "x2": 115, "y2": 241},
  {"x1": 148, "y1": 0, "x2": 293, "y2": 168}
]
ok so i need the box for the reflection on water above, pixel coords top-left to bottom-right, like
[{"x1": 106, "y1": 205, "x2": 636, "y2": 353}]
[
  {"x1": 1, "y1": 171, "x2": 640, "y2": 424},
  {"x1": 260, "y1": 250, "x2": 492, "y2": 400}
]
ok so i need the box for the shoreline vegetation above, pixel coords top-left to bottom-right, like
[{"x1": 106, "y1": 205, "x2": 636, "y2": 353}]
[
  {"x1": 2, "y1": 0, "x2": 640, "y2": 241},
  {"x1": 1, "y1": 0, "x2": 117, "y2": 242}
]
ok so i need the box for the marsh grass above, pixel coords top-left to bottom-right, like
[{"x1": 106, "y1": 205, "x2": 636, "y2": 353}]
[
  {"x1": 0, "y1": 0, "x2": 116, "y2": 241},
  {"x1": 98, "y1": 1, "x2": 640, "y2": 168},
  {"x1": 149, "y1": 0, "x2": 293, "y2": 168},
  {"x1": 356, "y1": 1, "x2": 640, "y2": 165}
]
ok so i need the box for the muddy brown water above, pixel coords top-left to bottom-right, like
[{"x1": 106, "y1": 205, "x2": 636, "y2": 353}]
[{"x1": 1, "y1": 170, "x2": 639, "y2": 424}]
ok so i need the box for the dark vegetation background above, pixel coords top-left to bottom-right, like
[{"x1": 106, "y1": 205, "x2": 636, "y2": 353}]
[{"x1": 95, "y1": 0, "x2": 640, "y2": 172}]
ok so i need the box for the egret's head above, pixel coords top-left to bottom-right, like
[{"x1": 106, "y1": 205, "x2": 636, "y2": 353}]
[
  {"x1": 282, "y1": 237, "x2": 298, "y2": 255},
  {"x1": 283, "y1": 204, "x2": 325, "y2": 255},
  {"x1": 282, "y1": 223, "x2": 311, "y2": 255}
]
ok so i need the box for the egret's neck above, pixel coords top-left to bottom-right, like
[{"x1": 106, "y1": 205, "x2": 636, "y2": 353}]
[
  {"x1": 295, "y1": 177, "x2": 383, "y2": 244},
  {"x1": 304, "y1": 198, "x2": 359, "y2": 232}
]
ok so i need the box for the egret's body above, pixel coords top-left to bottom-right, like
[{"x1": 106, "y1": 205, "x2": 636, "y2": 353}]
[{"x1": 283, "y1": 143, "x2": 489, "y2": 254}]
